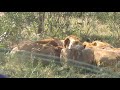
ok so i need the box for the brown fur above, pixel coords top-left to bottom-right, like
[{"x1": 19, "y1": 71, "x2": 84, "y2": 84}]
[
  {"x1": 35, "y1": 38, "x2": 63, "y2": 47},
  {"x1": 91, "y1": 41, "x2": 114, "y2": 49},
  {"x1": 83, "y1": 41, "x2": 120, "y2": 66},
  {"x1": 60, "y1": 48, "x2": 81, "y2": 62},
  {"x1": 83, "y1": 41, "x2": 114, "y2": 49},
  {"x1": 64, "y1": 35, "x2": 83, "y2": 49},
  {"x1": 32, "y1": 44, "x2": 63, "y2": 66},
  {"x1": 60, "y1": 35, "x2": 86, "y2": 64},
  {"x1": 60, "y1": 47, "x2": 94, "y2": 65},
  {"x1": 81, "y1": 48, "x2": 95, "y2": 64},
  {"x1": 83, "y1": 41, "x2": 94, "y2": 49},
  {"x1": 10, "y1": 40, "x2": 63, "y2": 66},
  {"x1": 93, "y1": 48, "x2": 120, "y2": 66}
]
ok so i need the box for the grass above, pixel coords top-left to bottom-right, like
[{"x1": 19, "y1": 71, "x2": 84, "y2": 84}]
[
  {"x1": 1, "y1": 13, "x2": 120, "y2": 78},
  {"x1": 0, "y1": 51, "x2": 120, "y2": 78}
]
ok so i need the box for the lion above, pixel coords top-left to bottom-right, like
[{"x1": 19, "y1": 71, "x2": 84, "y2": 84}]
[
  {"x1": 35, "y1": 38, "x2": 63, "y2": 47},
  {"x1": 10, "y1": 40, "x2": 63, "y2": 67},
  {"x1": 93, "y1": 48, "x2": 120, "y2": 66},
  {"x1": 63, "y1": 35, "x2": 83, "y2": 49},
  {"x1": 83, "y1": 41, "x2": 114, "y2": 50}
]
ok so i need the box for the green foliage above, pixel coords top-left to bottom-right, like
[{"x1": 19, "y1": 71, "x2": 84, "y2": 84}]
[
  {"x1": 1, "y1": 12, "x2": 120, "y2": 78},
  {"x1": 0, "y1": 12, "x2": 120, "y2": 42}
]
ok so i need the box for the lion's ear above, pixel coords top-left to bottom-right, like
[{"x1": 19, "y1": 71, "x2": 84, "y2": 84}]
[
  {"x1": 83, "y1": 45, "x2": 86, "y2": 48},
  {"x1": 64, "y1": 38, "x2": 70, "y2": 48},
  {"x1": 92, "y1": 42, "x2": 97, "y2": 46}
]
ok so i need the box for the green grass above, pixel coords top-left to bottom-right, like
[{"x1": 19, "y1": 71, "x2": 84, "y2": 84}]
[
  {"x1": 1, "y1": 14, "x2": 120, "y2": 78},
  {"x1": 0, "y1": 51, "x2": 120, "y2": 78}
]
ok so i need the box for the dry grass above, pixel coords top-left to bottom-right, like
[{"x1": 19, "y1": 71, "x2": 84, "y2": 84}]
[
  {"x1": 0, "y1": 51, "x2": 120, "y2": 78},
  {"x1": 1, "y1": 13, "x2": 120, "y2": 78}
]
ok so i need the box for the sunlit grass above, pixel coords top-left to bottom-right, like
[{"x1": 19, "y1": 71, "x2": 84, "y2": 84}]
[
  {"x1": 0, "y1": 51, "x2": 120, "y2": 78},
  {"x1": 1, "y1": 14, "x2": 120, "y2": 78}
]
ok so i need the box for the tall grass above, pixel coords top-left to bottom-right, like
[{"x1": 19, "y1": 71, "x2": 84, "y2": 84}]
[
  {"x1": 1, "y1": 12, "x2": 120, "y2": 78},
  {"x1": 0, "y1": 50, "x2": 120, "y2": 78}
]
